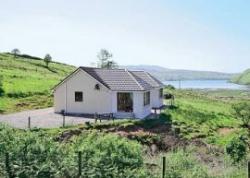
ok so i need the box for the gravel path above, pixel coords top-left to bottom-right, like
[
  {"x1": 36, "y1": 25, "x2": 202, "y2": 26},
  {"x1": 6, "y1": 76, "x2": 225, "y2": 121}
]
[{"x1": 0, "y1": 108, "x2": 95, "y2": 129}]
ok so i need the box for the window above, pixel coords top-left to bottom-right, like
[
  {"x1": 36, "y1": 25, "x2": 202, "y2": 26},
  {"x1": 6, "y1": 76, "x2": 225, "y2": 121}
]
[
  {"x1": 159, "y1": 88, "x2": 163, "y2": 98},
  {"x1": 95, "y1": 84, "x2": 100, "y2": 90},
  {"x1": 143, "y1": 91, "x2": 150, "y2": 106},
  {"x1": 117, "y1": 93, "x2": 133, "y2": 112},
  {"x1": 75, "y1": 91, "x2": 83, "y2": 102}
]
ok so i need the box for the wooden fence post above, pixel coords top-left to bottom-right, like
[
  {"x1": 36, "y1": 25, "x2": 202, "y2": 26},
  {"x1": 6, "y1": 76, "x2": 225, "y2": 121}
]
[
  {"x1": 162, "y1": 156, "x2": 166, "y2": 178},
  {"x1": 28, "y1": 116, "x2": 31, "y2": 129},
  {"x1": 78, "y1": 151, "x2": 82, "y2": 177},
  {"x1": 248, "y1": 161, "x2": 250, "y2": 178}
]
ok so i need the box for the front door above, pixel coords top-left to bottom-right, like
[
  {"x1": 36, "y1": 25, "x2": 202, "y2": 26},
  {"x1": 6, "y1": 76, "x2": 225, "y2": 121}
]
[{"x1": 117, "y1": 93, "x2": 133, "y2": 112}]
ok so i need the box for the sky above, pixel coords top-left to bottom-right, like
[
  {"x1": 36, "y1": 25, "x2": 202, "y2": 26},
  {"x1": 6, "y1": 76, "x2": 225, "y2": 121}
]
[{"x1": 0, "y1": 0, "x2": 249, "y2": 73}]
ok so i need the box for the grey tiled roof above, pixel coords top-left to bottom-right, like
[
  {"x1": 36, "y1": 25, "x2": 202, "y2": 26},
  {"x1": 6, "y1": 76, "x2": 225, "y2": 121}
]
[{"x1": 80, "y1": 67, "x2": 164, "y2": 91}]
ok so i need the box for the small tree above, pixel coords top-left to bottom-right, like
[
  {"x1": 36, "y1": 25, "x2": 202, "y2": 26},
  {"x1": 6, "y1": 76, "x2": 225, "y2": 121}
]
[
  {"x1": 232, "y1": 102, "x2": 250, "y2": 127},
  {"x1": 11, "y1": 48, "x2": 20, "y2": 58},
  {"x1": 226, "y1": 135, "x2": 247, "y2": 163},
  {"x1": 44, "y1": 54, "x2": 52, "y2": 68},
  {"x1": 97, "y1": 49, "x2": 118, "y2": 69},
  {"x1": 0, "y1": 76, "x2": 4, "y2": 96}
]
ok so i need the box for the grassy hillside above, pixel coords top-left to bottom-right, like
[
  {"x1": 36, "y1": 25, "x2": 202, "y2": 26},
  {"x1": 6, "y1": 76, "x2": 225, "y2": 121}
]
[
  {"x1": 124, "y1": 65, "x2": 235, "y2": 81},
  {"x1": 231, "y1": 68, "x2": 250, "y2": 85},
  {"x1": 0, "y1": 53, "x2": 76, "y2": 113}
]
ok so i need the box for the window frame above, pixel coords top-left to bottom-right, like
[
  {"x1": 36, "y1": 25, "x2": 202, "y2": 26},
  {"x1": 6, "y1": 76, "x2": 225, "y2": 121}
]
[
  {"x1": 75, "y1": 91, "x2": 83, "y2": 102},
  {"x1": 143, "y1": 91, "x2": 150, "y2": 106}
]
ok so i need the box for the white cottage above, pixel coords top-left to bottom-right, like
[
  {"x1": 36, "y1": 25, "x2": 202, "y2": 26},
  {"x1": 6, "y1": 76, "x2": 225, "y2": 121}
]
[{"x1": 53, "y1": 67, "x2": 164, "y2": 119}]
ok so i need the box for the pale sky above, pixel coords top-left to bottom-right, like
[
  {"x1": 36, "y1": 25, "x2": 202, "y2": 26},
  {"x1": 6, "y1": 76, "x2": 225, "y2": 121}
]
[{"x1": 0, "y1": 0, "x2": 249, "y2": 73}]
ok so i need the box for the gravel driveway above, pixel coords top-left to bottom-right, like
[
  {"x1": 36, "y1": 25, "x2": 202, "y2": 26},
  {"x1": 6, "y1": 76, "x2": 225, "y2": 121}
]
[{"x1": 0, "y1": 108, "x2": 95, "y2": 129}]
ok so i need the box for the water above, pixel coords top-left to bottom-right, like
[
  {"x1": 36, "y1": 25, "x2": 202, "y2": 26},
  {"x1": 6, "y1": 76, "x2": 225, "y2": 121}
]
[{"x1": 164, "y1": 80, "x2": 249, "y2": 90}]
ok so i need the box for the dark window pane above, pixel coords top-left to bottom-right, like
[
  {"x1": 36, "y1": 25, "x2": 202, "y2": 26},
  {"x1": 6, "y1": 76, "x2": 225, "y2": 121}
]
[
  {"x1": 144, "y1": 91, "x2": 150, "y2": 106},
  {"x1": 117, "y1": 93, "x2": 133, "y2": 112},
  {"x1": 75, "y1": 92, "x2": 83, "y2": 102}
]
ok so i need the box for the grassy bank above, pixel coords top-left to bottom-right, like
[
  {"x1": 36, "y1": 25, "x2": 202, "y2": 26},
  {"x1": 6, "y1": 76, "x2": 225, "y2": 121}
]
[
  {"x1": 231, "y1": 68, "x2": 250, "y2": 85},
  {"x1": 0, "y1": 53, "x2": 75, "y2": 113}
]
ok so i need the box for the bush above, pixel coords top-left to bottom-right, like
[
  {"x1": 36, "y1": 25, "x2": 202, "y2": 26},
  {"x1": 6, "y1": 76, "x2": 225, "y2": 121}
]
[
  {"x1": 165, "y1": 84, "x2": 175, "y2": 90},
  {"x1": 0, "y1": 126, "x2": 147, "y2": 178},
  {"x1": 232, "y1": 102, "x2": 250, "y2": 127},
  {"x1": 73, "y1": 132, "x2": 144, "y2": 177},
  {"x1": 226, "y1": 135, "x2": 248, "y2": 163}
]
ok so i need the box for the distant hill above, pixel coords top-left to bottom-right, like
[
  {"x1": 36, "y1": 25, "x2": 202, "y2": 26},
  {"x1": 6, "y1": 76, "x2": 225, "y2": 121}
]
[
  {"x1": 231, "y1": 69, "x2": 250, "y2": 85},
  {"x1": 123, "y1": 65, "x2": 235, "y2": 81},
  {"x1": 0, "y1": 53, "x2": 76, "y2": 113}
]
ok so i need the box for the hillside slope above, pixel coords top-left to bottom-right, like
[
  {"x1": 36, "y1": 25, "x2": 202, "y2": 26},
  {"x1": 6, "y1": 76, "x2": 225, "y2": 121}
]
[
  {"x1": 124, "y1": 65, "x2": 235, "y2": 81},
  {"x1": 231, "y1": 68, "x2": 250, "y2": 85},
  {"x1": 0, "y1": 53, "x2": 76, "y2": 113}
]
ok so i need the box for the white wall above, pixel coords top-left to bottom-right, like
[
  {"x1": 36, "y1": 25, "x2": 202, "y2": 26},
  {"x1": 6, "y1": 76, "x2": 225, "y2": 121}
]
[
  {"x1": 151, "y1": 88, "x2": 164, "y2": 108},
  {"x1": 54, "y1": 69, "x2": 112, "y2": 114}
]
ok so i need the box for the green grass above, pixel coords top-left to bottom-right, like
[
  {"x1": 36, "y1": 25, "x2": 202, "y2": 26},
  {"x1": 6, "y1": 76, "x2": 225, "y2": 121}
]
[
  {"x1": 145, "y1": 147, "x2": 247, "y2": 178},
  {"x1": 0, "y1": 53, "x2": 76, "y2": 113},
  {"x1": 231, "y1": 68, "x2": 250, "y2": 85},
  {"x1": 164, "y1": 89, "x2": 249, "y2": 146}
]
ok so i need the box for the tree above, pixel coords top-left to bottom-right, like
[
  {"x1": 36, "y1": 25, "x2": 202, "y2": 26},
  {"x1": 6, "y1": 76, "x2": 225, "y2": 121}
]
[
  {"x1": 11, "y1": 48, "x2": 20, "y2": 58},
  {"x1": 226, "y1": 135, "x2": 247, "y2": 163},
  {"x1": 0, "y1": 75, "x2": 4, "y2": 96},
  {"x1": 97, "y1": 49, "x2": 118, "y2": 69},
  {"x1": 232, "y1": 102, "x2": 250, "y2": 127},
  {"x1": 44, "y1": 54, "x2": 52, "y2": 68}
]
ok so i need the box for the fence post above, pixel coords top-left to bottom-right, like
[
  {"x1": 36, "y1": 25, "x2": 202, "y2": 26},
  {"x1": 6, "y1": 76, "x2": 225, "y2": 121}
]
[
  {"x1": 248, "y1": 161, "x2": 250, "y2": 178},
  {"x1": 28, "y1": 116, "x2": 31, "y2": 129},
  {"x1": 162, "y1": 156, "x2": 166, "y2": 178},
  {"x1": 5, "y1": 152, "x2": 13, "y2": 178},
  {"x1": 78, "y1": 151, "x2": 82, "y2": 177}
]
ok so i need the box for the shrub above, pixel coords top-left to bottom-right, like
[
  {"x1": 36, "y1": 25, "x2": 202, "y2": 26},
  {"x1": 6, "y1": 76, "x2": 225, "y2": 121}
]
[
  {"x1": 73, "y1": 132, "x2": 144, "y2": 177},
  {"x1": 165, "y1": 84, "x2": 175, "y2": 90},
  {"x1": 0, "y1": 126, "x2": 147, "y2": 178},
  {"x1": 232, "y1": 102, "x2": 250, "y2": 127},
  {"x1": 226, "y1": 135, "x2": 248, "y2": 163}
]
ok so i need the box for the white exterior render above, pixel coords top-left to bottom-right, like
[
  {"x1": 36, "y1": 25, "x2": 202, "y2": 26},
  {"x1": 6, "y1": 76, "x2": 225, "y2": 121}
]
[{"x1": 53, "y1": 67, "x2": 164, "y2": 119}]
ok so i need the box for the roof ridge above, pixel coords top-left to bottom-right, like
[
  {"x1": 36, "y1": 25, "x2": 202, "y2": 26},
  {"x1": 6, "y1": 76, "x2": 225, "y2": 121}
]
[
  {"x1": 127, "y1": 70, "x2": 145, "y2": 90},
  {"x1": 80, "y1": 66, "x2": 124, "y2": 70}
]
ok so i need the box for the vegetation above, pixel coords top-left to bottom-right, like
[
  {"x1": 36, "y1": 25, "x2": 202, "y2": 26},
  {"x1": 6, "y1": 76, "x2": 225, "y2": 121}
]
[
  {"x1": 43, "y1": 54, "x2": 52, "y2": 68},
  {"x1": 0, "y1": 125, "x2": 147, "y2": 177},
  {"x1": 97, "y1": 49, "x2": 118, "y2": 69},
  {"x1": 11, "y1": 48, "x2": 20, "y2": 58},
  {"x1": 0, "y1": 75, "x2": 4, "y2": 96},
  {"x1": 226, "y1": 135, "x2": 248, "y2": 163},
  {"x1": 0, "y1": 52, "x2": 75, "y2": 113},
  {"x1": 231, "y1": 68, "x2": 250, "y2": 85},
  {"x1": 232, "y1": 102, "x2": 250, "y2": 127}
]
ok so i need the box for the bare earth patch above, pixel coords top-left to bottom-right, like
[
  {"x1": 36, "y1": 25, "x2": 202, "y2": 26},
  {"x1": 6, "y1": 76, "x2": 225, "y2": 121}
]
[{"x1": 217, "y1": 127, "x2": 236, "y2": 136}]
